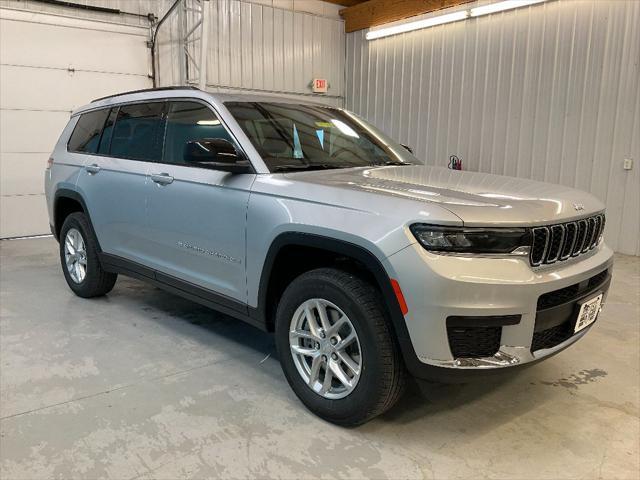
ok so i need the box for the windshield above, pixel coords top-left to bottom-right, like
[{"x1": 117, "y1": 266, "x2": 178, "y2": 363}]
[{"x1": 225, "y1": 102, "x2": 421, "y2": 172}]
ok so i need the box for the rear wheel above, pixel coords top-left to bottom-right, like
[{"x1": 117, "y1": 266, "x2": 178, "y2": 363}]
[
  {"x1": 275, "y1": 268, "x2": 406, "y2": 426},
  {"x1": 59, "y1": 212, "x2": 117, "y2": 298}
]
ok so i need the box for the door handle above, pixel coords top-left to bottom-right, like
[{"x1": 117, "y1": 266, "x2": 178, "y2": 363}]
[
  {"x1": 151, "y1": 173, "x2": 174, "y2": 185},
  {"x1": 85, "y1": 163, "x2": 101, "y2": 174}
]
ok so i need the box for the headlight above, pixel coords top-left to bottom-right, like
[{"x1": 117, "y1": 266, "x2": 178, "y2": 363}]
[{"x1": 410, "y1": 224, "x2": 531, "y2": 254}]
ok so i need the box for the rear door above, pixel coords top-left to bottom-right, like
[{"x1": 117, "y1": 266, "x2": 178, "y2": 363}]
[
  {"x1": 75, "y1": 101, "x2": 164, "y2": 263},
  {"x1": 145, "y1": 100, "x2": 254, "y2": 304}
]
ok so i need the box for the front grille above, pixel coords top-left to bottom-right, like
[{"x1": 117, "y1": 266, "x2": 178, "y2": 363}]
[
  {"x1": 531, "y1": 322, "x2": 574, "y2": 351},
  {"x1": 447, "y1": 326, "x2": 501, "y2": 358},
  {"x1": 530, "y1": 214, "x2": 605, "y2": 267}
]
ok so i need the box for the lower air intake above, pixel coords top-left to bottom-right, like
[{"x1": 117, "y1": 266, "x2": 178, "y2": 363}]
[{"x1": 446, "y1": 326, "x2": 502, "y2": 358}]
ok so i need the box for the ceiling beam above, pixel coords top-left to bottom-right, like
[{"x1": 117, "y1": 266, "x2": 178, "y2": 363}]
[
  {"x1": 340, "y1": 0, "x2": 475, "y2": 33},
  {"x1": 322, "y1": 0, "x2": 366, "y2": 7}
]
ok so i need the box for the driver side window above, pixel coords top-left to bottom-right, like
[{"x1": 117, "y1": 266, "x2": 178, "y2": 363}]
[{"x1": 162, "y1": 101, "x2": 236, "y2": 167}]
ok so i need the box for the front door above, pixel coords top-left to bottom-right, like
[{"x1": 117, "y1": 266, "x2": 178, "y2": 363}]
[{"x1": 145, "y1": 100, "x2": 253, "y2": 305}]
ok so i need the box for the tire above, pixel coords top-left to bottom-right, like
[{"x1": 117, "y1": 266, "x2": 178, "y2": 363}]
[
  {"x1": 275, "y1": 268, "x2": 406, "y2": 426},
  {"x1": 59, "y1": 212, "x2": 117, "y2": 298}
]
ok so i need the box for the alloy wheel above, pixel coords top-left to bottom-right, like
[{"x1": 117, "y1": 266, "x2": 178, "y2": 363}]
[
  {"x1": 289, "y1": 298, "x2": 362, "y2": 399},
  {"x1": 64, "y1": 228, "x2": 87, "y2": 284}
]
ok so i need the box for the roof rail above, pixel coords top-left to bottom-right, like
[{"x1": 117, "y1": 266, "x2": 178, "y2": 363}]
[{"x1": 91, "y1": 86, "x2": 200, "y2": 103}]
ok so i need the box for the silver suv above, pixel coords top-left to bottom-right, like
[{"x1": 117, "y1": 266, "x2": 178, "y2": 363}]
[{"x1": 45, "y1": 87, "x2": 613, "y2": 425}]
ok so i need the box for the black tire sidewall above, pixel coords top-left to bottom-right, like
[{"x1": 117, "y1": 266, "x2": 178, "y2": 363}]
[
  {"x1": 59, "y1": 213, "x2": 104, "y2": 297},
  {"x1": 275, "y1": 270, "x2": 392, "y2": 425}
]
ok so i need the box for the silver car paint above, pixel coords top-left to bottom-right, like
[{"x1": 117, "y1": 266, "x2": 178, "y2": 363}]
[
  {"x1": 76, "y1": 156, "x2": 151, "y2": 262},
  {"x1": 46, "y1": 89, "x2": 613, "y2": 370},
  {"x1": 385, "y1": 242, "x2": 613, "y2": 364},
  {"x1": 145, "y1": 162, "x2": 254, "y2": 300}
]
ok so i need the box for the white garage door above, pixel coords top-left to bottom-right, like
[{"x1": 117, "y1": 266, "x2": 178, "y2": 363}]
[{"x1": 0, "y1": 8, "x2": 152, "y2": 238}]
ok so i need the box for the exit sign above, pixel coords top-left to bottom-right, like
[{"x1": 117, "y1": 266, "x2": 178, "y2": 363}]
[{"x1": 311, "y1": 78, "x2": 328, "y2": 93}]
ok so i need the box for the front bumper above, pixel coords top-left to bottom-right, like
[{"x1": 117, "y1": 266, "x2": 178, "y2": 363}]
[{"x1": 384, "y1": 241, "x2": 614, "y2": 379}]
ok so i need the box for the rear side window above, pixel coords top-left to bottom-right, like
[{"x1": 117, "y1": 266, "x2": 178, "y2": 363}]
[
  {"x1": 162, "y1": 101, "x2": 235, "y2": 166},
  {"x1": 110, "y1": 102, "x2": 165, "y2": 161},
  {"x1": 68, "y1": 109, "x2": 109, "y2": 154}
]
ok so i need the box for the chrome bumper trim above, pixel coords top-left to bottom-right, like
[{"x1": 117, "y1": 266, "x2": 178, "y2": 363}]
[{"x1": 419, "y1": 327, "x2": 590, "y2": 369}]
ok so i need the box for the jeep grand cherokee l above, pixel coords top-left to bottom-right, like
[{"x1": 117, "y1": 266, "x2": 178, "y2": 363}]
[{"x1": 45, "y1": 87, "x2": 613, "y2": 425}]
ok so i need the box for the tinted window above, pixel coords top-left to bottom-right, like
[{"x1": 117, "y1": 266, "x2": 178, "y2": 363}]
[
  {"x1": 225, "y1": 102, "x2": 419, "y2": 172},
  {"x1": 162, "y1": 101, "x2": 235, "y2": 166},
  {"x1": 110, "y1": 102, "x2": 165, "y2": 161},
  {"x1": 68, "y1": 109, "x2": 109, "y2": 153},
  {"x1": 97, "y1": 108, "x2": 118, "y2": 154}
]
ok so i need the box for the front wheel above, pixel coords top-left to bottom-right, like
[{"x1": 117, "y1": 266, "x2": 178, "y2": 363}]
[{"x1": 275, "y1": 268, "x2": 406, "y2": 426}]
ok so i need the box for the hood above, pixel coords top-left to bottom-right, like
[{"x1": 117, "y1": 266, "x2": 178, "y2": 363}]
[{"x1": 284, "y1": 165, "x2": 605, "y2": 226}]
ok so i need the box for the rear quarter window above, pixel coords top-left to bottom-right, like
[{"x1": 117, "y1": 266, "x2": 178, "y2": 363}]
[{"x1": 67, "y1": 109, "x2": 110, "y2": 154}]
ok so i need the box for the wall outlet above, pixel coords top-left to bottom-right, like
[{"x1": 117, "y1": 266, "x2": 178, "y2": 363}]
[{"x1": 623, "y1": 158, "x2": 633, "y2": 170}]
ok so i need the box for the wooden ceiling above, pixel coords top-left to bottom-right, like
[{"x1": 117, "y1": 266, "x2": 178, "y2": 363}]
[{"x1": 328, "y1": 0, "x2": 475, "y2": 33}]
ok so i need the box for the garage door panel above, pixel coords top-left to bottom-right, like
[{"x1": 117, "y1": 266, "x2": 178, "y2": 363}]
[
  {"x1": 1, "y1": 152, "x2": 48, "y2": 196},
  {"x1": 0, "y1": 110, "x2": 69, "y2": 154},
  {"x1": 0, "y1": 9, "x2": 152, "y2": 238},
  {"x1": 0, "y1": 17, "x2": 150, "y2": 75},
  {"x1": 0, "y1": 194, "x2": 49, "y2": 237},
  {"x1": 1, "y1": 65, "x2": 151, "y2": 111}
]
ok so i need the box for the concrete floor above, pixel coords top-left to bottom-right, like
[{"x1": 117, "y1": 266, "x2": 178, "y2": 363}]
[{"x1": 0, "y1": 237, "x2": 638, "y2": 480}]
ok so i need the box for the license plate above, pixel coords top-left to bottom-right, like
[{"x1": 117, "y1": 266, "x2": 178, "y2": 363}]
[{"x1": 574, "y1": 293, "x2": 603, "y2": 333}]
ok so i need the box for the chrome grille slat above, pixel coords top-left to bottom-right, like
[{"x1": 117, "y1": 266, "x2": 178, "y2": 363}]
[
  {"x1": 530, "y1": 227, "x2": 549, "y2": 267},
  {"x1": 582, "y1": 217, "x2": 596, "y2": 253},
  {"x1": 590, "y1": 216, "x2": 599, "y2": 249},
  {"x1": 591, "y1": 215, "x2": 602, "y2": 249},
  {"x1": 560, "y1": 222, "x2": 577, "y2": 260},
  {"x1": 545, "y1": 225, "x2": 564, "y2": 264},
  {"x1": 530, "y1": 214, "x2": 605, "y2": 267},
  {"x1": 573, "y1": 219, "x2": 588, "y2": 256}
]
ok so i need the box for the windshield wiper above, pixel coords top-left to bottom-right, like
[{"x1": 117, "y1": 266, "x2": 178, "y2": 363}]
[
  {"x1": 371, "y1": 160, "x2": 411, "y2": 166},
  {"x1": 272, "y1": 164, "x2": 341, "y2": 172}
]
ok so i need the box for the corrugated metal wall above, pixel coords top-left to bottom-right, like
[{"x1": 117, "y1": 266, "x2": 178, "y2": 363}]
[
  {"x1": 156, "y1": 0, "x2": 345, "y2": 106},
  {"x1": 346, "y1": 0, "x2": 640, "y2": 255}
]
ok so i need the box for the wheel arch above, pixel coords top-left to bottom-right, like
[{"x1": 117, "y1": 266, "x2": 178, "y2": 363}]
[
  {"x1": 253, "y1": 232, "x2": 418, "y2": 367},
  {"x1": 53, "y1": 189, "x2": 98, "y2": 249}
]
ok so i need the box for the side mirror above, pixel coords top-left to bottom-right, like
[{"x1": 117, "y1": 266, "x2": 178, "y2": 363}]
[
  {"x1": 401, "y1": 144, "x2": 413, "y2": 154},
  {"x1": 184, "y1": 138, "x2": 252, "y2": 173}
]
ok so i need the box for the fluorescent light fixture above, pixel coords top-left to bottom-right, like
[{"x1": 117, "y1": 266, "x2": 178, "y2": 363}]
[
  {"x1": 366, "y1": 10, "x2": 469, "y2": 40},
  {"x1": 197, "y1": 119, "x2": 220, "y2": 126},
  {"x1": 366, "y1": 0, "x2": 549, "y2": 40},
  {"x1": 470, "y1": 0, "x2": 545, "y2": 17}
]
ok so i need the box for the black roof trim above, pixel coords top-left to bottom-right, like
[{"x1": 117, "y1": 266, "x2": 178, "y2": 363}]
[{"x1": 91, "y1": 86, "x2": 200, "y2": 103}]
